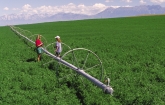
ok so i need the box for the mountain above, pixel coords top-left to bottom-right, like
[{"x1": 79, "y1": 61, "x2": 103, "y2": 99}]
[
  {"x1": 0, "y1": 5, "x2": 165, "y2": 26},
  {"x1": 45, "y1": 13, "x2": 90, "y2": 22},
  {"x1": 0, "y1": 13, "x2": 90, "y2": 26},
  {"x1": 94, "y1": 5, "x2": 165, "y2": 18}
]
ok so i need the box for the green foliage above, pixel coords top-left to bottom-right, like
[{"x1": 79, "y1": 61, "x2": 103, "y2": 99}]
[{"x1": 1, "y1": 15, "x2": 165, "y2": 104}]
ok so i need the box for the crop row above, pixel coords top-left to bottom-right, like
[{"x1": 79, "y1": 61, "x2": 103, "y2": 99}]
[{"x1": 1, "y1": 15, "x2": 165, "y2": 104}]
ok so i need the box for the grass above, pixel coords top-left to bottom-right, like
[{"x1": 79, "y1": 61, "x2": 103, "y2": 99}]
[{"x1": 1, "y1": 15, "x2": 165, "y2": 104}]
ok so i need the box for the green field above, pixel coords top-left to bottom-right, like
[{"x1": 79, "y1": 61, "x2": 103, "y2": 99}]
[{"x1": 0, "y1": 15, "x2": 165, "y2": 105}]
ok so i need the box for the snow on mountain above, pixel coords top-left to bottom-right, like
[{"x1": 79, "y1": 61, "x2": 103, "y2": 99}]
[{"x1": 94, "y1": 5, "x2": 165, "y2": 18}]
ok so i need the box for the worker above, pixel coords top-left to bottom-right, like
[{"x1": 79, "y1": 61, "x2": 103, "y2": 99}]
[
  {"x1": 35, "y1": 35, "x2": 43, "y2": 61},
  {"x1": 54, "y1": 35, "x2": 62, "y2": 57}
]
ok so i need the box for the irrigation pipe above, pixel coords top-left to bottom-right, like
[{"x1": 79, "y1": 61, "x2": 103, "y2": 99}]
[{"x1": 10, "y1": 26, "x2": 113, "y2": 95}]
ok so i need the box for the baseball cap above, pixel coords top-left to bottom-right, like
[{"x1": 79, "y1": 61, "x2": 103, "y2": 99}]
[{"x1": 55, "y1": 36, "x2": 60, "y2": 39}]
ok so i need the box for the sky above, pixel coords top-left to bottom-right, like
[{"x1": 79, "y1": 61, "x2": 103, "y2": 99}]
[{"x1": 1, "y1": 0, "x2": 165, "y2": 16}]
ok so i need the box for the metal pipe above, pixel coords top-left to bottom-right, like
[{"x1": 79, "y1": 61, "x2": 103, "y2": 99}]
[{"x1": 10, "y1": 26, "x2": 113, "y2": 95}]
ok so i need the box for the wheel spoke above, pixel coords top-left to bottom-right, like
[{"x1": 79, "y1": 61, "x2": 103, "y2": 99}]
[
  {"x1": 43, "y1": 59, "x2": 54, "y2": 65},
  {"x1": 72, "y1": 50, "x2": 80, "y2": 68},
  {"x1": 82, "y1": 52, "x2": 90, "y2": 69},
  {"x1": 59, "y1": 73, "x2": 75, "y2": 81},
  {"x1": 85, "y1": 63, "x2": 100, "y2": 71}
]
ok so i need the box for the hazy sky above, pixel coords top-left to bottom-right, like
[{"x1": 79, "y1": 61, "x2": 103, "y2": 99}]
[{"x1": 1, "y1": 0, "x2": 165, "y2": 16}]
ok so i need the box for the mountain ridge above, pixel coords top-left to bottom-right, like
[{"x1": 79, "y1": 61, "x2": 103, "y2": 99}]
[{"x1": 0, "y1": 5, "x2": 165, "y2": 26}]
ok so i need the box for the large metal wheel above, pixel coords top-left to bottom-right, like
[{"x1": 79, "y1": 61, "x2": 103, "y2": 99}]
[
  {"x1": 45, "y1": 42, "x2": 71, "y2": 55},
  {"x1": 57, "y1": 48, "x2": 104, "y2": 84},
  {"x1": 28, "y1": 34, "x2": 47, "y2": 48},
  {"x1": 43, "y1": 42, "x2": 71, "y2": 65},
  {"x1": 12, "y1": 26, "x2": 25, "y2": 40}
]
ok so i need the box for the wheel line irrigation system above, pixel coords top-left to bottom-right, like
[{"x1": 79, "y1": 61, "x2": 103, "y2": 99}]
[{"x1": 10, "y1": 26, "x2": 114, "y2": 95}]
